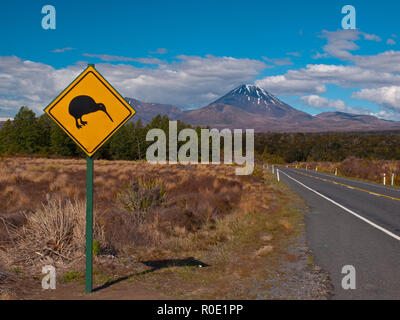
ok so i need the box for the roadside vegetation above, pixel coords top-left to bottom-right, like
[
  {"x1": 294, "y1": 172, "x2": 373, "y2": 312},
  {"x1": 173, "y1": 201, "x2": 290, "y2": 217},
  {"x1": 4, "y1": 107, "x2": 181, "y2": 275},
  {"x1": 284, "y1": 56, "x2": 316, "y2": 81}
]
[
  {"x1": 0, "y1": 157, "x2": 323, "y2": 299},
  {"x1": 290, "y1": 157, "x2": 400, "y2": 186}
]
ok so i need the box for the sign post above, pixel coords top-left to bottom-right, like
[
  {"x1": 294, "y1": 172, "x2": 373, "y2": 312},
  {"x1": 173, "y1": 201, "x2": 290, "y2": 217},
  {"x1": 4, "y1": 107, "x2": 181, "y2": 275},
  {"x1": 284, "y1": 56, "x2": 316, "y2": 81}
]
[
  {"x1": 44, "y1": 64, "x2": 136, "y2": 293},
  {"x1": 85, "y1": 156, "x2": 93, "y2": 292}
]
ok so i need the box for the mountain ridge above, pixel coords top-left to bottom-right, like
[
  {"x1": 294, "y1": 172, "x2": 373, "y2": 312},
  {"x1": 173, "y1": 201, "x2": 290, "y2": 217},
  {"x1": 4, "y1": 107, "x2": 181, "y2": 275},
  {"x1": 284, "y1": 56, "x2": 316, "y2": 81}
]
[{"x1": 124, "y1": 84, "x2": 400, "y2": 132}]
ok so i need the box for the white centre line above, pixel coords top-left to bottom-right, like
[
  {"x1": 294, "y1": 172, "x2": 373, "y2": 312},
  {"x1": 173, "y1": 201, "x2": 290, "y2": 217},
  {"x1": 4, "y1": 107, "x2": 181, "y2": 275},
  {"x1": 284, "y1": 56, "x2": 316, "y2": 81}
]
[{"x1": 280, "y1": 169, "x2": 400, "y2": 242}]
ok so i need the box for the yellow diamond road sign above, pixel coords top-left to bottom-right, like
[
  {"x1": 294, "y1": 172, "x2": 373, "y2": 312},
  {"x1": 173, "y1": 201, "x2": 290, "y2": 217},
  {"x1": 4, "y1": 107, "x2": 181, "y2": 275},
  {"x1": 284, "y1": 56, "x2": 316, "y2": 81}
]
[{"x1": 44, "y1": 65, "x2": 135, "y2": 156}]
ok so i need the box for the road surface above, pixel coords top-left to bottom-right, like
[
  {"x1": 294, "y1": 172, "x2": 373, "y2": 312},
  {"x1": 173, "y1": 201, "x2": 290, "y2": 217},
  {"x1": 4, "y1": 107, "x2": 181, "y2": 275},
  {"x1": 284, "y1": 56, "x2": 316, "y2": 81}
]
[{"x1": 277, "y1": 167, "x2": 400, "y2": 299}]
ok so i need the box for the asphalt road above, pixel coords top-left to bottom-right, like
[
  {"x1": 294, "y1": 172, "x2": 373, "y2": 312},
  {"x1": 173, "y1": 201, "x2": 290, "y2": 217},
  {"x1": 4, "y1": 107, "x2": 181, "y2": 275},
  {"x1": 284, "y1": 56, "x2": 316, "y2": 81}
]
[{"x1": 276, "y1": 167, "x2": 400, "y2": 299}]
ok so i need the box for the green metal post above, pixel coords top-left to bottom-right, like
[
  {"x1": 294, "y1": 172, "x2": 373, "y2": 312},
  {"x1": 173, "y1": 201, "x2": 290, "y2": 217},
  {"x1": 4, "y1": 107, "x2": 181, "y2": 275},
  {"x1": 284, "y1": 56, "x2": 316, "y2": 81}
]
[{"x1": 85, "y1": 156, "x2": 93, "y2": 293}]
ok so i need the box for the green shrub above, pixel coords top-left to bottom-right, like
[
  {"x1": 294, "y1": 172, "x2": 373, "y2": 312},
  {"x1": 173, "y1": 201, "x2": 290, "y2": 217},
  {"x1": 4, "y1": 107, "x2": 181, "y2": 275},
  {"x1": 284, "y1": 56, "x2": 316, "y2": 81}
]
[
  {"x1": 61, "y1": 270, "x2": 82, "y2": 283},
  {"x1": 93, "y1": 239, "x2": 100, "y2": 256},
  {"x1": 116, "y1": 177, "x2": 166, "y2": 224}
]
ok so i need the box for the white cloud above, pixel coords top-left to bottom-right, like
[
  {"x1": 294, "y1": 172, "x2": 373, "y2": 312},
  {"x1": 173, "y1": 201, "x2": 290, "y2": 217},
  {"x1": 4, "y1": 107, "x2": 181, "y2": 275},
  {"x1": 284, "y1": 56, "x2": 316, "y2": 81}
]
[
  {"x1": 150, "y1": 48, "x2": 168, "y2": 55},
  {"x1": 97, "y1": 55, "x2": 266, "y2": 107},
  {"x1": 318, "y1": 30, "x2": 400, "y2": 74},
  {"x1": 352, "y1": 86, "x2": 400, "y2": 111},
  {"x1": 312, "y1": 52, "x2": 329, "y2": 59},
  {"x1": 387, "y1": 39, "x2": 396, "y2": 45},
  {"x1": 82, "y1": 53, "x2": 162, "y2": 64},
  {"x1": 2, "y1": 28, "x2": 400, "y2": 120},
  {"x1": 321, "y1": 29, "x2": 361, "y2": 60},
  {"x1": 52, "y1": 47, "x2": 75, "y2": 53},
  {"x1": 255, "y1": 75, "x2": 326, "y2": 95},
  {"x1": 262, "y1": 56, "x2": 293, "y2": 65},
  {"x1": 363, "y1": 33, "x2": 382, "y2": 42},
  {"x1": 256, "y1": 63, "x2": 400, "y2": 96},
  {"x1": 301, "y1": 95, "x2": 346, "y2": 110},
  {"x1": 0, "y1": 55, "x2": 267, "y2": 116},
  {"x1": 0, "y1": 56, "x2": 82, "y2": 115},
  {"x1": 372, "y1": 109, "x2": 400, "y2": 121},
  {"x1": 287, "y1": 52, "x2": 301, "y2": 57},
  {"x1": 254, "y1": 29, "x2": 400, "y2": 118},
  {"x1": 353, "y1": 50, "x2": 400, "y2": 73},
  {"x1": 300, "y1": 95, "x2": 368, "y2": 114},
  {"x1": 320, "y1": 29, "x2": 381, "y2": 60},
  {"x1": 255, "y1": 29, "x2": 400, "y2": 99}
]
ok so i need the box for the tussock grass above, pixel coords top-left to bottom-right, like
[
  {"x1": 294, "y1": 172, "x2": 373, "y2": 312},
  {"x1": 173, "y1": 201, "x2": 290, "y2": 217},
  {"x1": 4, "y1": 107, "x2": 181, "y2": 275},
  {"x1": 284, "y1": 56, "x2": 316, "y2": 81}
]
[
  {"x1": 0, "y1": 198, "x2": 104, "y2": 269},
  {"x1": 116, "y1": 177, "x2": 166, "y2": 221}
]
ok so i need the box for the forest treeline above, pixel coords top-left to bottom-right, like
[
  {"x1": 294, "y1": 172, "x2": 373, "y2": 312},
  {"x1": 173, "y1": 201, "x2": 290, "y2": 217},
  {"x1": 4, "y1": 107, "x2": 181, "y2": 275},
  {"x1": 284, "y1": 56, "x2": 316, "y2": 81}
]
[
  {"x1": 1, "y1": 106, "x2": 400, "y2": 163},
  {"x1": 255, "y1": 131, "x2": 400, "y2": 163},
  {"x1": 0, "y1": 106, "x2": 198, "y2": 160}
]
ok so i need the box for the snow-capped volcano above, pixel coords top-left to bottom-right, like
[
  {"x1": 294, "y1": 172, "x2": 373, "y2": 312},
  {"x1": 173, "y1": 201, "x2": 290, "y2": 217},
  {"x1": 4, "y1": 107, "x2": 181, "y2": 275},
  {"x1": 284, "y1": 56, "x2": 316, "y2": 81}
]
[
  {"x1": 124, "y1": 84, "x2": 400, "y2": 132},
  {"x1": 211, "y1": 84, "x2": 311, "y2": 119},
  {"x1": 229, "y1": 84, "x2": 281, "y2": 105}
]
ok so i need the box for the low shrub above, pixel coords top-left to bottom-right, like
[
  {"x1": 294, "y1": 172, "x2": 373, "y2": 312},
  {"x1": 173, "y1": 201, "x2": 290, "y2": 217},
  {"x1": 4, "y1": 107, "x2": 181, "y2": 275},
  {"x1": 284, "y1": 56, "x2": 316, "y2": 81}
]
[
  {"x1": 116, "y1": 177, "x2": 166, "y2": 225},
  {"x1": 61, "y1": 270, "x2": 82, "y2": 283}
]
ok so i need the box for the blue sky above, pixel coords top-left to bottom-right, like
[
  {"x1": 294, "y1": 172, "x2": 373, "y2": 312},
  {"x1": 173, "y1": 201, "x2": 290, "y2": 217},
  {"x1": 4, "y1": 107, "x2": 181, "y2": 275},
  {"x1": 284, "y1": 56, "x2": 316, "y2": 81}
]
[{"x1": 1, "y1": 0, "x2": 400, "y2": 120}]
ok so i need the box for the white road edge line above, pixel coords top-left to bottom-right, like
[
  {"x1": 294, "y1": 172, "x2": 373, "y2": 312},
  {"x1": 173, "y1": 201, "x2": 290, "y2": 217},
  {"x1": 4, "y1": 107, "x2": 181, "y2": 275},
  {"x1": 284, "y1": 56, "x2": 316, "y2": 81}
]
[{"x1": 280, "y1": 170, "x2": 400, "y2": 242}]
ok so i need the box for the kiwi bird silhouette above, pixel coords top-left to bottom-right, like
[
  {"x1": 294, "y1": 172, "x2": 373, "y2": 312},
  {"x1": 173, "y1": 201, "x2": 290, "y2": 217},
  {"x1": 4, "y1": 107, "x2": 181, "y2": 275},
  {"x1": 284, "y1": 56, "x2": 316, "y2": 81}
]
[{"x1": 68, "y1": 95, "x2": 113, "y2": 129}]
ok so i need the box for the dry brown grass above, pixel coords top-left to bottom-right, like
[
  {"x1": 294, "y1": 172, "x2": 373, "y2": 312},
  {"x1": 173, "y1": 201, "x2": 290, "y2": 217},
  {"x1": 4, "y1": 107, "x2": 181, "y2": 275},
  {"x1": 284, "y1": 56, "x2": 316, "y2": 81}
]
[
  {"x1": 0, "y1": 157, "x2": 307, "y2": 299},
  {"x1": 0, "y1": 198, "x2": 104, "y2": 269},
  {"x1": 293, "y1": 157, "x2": 400, "y2": 185},
  {"x1": 0, "y1": 157, "x2": 255, "y2": 265}
]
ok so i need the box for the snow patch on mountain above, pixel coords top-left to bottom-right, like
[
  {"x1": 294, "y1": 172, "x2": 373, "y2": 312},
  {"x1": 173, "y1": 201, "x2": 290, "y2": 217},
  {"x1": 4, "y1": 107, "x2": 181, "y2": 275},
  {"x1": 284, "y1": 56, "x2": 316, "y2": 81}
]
[{"x1": 230, "y1": 84, "x2": 281, "y2": 106}]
